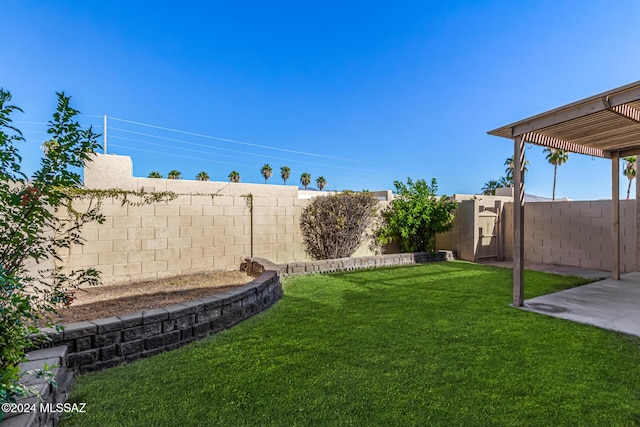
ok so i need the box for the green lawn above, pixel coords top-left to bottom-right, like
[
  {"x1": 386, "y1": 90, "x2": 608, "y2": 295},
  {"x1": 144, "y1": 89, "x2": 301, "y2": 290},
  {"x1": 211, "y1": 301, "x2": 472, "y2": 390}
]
[{"x1": 63, "y1": 262, "x2": 640, "y2": 426}]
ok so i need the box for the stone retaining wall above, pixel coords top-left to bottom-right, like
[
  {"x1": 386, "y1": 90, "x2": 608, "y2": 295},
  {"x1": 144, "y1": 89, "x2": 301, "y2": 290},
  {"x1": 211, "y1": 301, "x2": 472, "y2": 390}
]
[
  {"x1": 42, "y1": 265, "x2": 283, "y2": 373},
  {"x1": 2, "y1": 346, "x2": 73, "y2": 427},
  {"x1": 245, "y1": 251, "x2": 454, "y2": 276},
  {"x1": 39, "y1": 251, "x2": 449, "y2": 375}
]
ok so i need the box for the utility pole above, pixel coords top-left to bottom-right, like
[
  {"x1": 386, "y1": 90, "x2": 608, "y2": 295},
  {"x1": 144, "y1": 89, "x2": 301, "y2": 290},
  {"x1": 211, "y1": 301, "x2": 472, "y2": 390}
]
[{"x1": 103, "y1": 115, "x2": 108, "y2": 154}]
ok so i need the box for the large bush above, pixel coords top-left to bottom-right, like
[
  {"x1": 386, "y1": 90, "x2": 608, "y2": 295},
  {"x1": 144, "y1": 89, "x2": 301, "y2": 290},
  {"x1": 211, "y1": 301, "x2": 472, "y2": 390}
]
[
  {"x1": 300, "y1": 191, "x2": 378, "y2": 260},
  {"x1": 0, "y1": 90, "x2": 102, "y2": 405},
  {"x1": 374, "y1": 178, "x2": 456, "y2": 253}
]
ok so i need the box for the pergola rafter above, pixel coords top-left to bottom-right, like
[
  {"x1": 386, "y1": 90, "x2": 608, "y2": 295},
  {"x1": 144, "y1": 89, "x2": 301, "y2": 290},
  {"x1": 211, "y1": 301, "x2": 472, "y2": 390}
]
[{"x1": 488, "y1": 81, "x2": 640, "y2": 306}]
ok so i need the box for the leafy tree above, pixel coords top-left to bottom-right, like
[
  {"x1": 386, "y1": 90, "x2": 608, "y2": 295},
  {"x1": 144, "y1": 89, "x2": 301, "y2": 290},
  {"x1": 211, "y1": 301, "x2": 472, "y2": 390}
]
[
  {"x1": 543, "y1": 148, "x2": 569, "y2": 201},
  {"x1": 0, "y1": 90, "x2": 103, "y2": 404},
  {"x1": 195, "y1": 171, "x2": 210, "y2": 181},
  {"x1": 498, "y1": 176, "x2": 511, "y2": 188},
  {"x1": 167, "y1": 170, "x2": 182, "y2": 180},
  {"x1": 481, "y1": 179, "x2": 501, "y2": 195},
  {"x1": 316, "y1": 176, "x2": 327, "y2": 191},
  {"x1": 280, "y1": 166, "x2": 291, "y2": 185},
  {"x1": 300, "y1": 172, "x2": 311, "y2": 190},
  {"x1": 148, "y1": 171, "x2": 162, "y2": 178},
  {"x1": 374, "y1": 178, "x2": 456, "y2": 253},
  {"x1": 623, "y1": 156, "x2": 636, "y2": 200},
  {"x1": 228, "y1": 170, "x2": 240, "y2": 183},
  {"x1": 504, "y1": 156, "x2": 529, "y2": 186},
  {"x1": 260, "y1": 163, "x2": 273, "y2": 184},
  {"x1": 300, "y1": 191, "x2": 378, "y2": 260}
]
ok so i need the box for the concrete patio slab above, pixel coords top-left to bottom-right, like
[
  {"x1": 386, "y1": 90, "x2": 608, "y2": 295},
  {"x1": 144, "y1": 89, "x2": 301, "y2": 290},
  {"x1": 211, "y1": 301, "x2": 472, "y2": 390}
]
[
  {"x1": 480, "y1": 260, "x2": 610, "y2": 280},
  {"x1": 522, "y1": 272, "x2": 640, "y2": 337},
  {"x1": 478, "y1": 261, "x2": 639, "y2": 337}
]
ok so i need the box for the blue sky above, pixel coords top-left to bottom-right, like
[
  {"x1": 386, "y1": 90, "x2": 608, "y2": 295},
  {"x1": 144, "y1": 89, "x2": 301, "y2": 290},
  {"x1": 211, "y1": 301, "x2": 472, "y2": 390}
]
[{"x1": 3, "y1": 1, "x2": 640, "y2": 199}]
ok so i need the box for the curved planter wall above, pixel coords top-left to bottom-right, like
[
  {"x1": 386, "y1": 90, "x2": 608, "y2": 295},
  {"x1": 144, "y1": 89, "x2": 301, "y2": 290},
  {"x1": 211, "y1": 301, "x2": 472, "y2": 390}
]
[{"x1": 43, "y1": 266, "x2": 282, "y2": 373}]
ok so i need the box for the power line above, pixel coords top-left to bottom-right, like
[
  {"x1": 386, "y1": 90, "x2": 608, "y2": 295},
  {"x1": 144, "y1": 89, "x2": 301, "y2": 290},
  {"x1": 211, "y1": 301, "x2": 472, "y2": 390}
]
[
  {"x1": 108, "y1": 144, "x2": 257, "y2": 170},
  {"x1": 109, "y1": 130, "x2": 381, "y2": 174},
  {"x1": 108, "y1": 141, "x2": 384, "y2": 182},
  {"x1": 108, "y1": 116, "x2": 375, "y2": 164}
]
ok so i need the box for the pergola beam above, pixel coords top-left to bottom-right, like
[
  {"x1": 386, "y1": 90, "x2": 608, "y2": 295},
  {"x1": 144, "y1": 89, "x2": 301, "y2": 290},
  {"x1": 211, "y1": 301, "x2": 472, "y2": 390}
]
[
  {"x1": 617, "y1": 147, "x2": 640, "y2": 158},
  {"x1": 610, "y1": 104, "x2": 640, "y2": 124},
  {"x1": 524, "y1": 132, "x2": 610, "y2": 158},
  {"x1": 509, "y1": 86, "x2": 640, "y2": 137}
]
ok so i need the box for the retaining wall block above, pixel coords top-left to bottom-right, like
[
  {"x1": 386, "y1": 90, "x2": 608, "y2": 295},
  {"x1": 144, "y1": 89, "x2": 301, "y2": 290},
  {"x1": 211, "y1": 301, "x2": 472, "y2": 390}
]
[
  {"x1": 180, "y1": 327, "x2": 194, "y2": 341},
  {"x1": 123, "y1": 323, "x2": 163, "y2": 342},
  {"x1": 68, "y1": 349, "x2": 99, "y2": 368},
  {"x1": 75, "y1": 336, "x2": 92, "y2": 352},
  {"x1": 118, "y1": 312, "x2": 143, "y2": 328},
  {"x1": 63, "y1": 321, "x2": 97, "y2": 341},
  {"x1": 93, "y1": 317, "x2": 123, "y2": 333},
  {"x1": 194, "y1": 322, "x2": 211, "y2": 338},
  {"x1": 142, "y1": 308, "x2": 169, "y2": 324},
  {"x1": 100, "y1": 344, "x2": 118, "y2": 361},
  {"x1": 144, "y1": 334, "x2": 165, "y2": 351},
  {"x1": 94, "y1": 331, "x2": 122, "y2": 347},
  {"x1": 162, "y1": 319, "x2": 176, "y2": 332},
  {"x1": 198, "y1": 307, "x2": 222, "y2": 322},
  {"x1": 117, "y1": 339, "x2": 144, "y2": 357},
  {"x1": 163, "y1": 330, "x2": 181, "y2": 346},
  {"x1": 175, "y1": 314, "x2": 196, "y2": 329}
]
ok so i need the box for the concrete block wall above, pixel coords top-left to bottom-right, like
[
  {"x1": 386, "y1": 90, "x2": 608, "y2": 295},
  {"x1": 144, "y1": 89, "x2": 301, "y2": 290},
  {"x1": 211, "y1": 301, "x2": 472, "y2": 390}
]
[
  {"x1": 60, "y1": 193, "x2": 293, "y2": 284},
  {"x1": 503, "y1": 200, "x2": 635, "y2": 272},
  {"x1": 60, "y1": 153, "x2": 391, "y2": 285}
]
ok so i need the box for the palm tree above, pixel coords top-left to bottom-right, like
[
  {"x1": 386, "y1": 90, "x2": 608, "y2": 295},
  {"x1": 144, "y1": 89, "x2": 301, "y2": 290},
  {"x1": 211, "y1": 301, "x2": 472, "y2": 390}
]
[
  {"x1": 148, "y1": 171, "x2": 162, "y2": 179},
  {"x1": 300, "y1": 172, "x2": 311, "y2": 190},
  {"x1": 260, "y1": 163, "x2": 273, "y2": 184},
  {"x1": 280, "y1": 166, "x2": 291, "y2": 185},
  {"x1": 167, "y1": 170, "x2": 182, "y2": 180},
  {"x1": 315, "y1": 176, "x2": 327, "y2": 191},
  {"x1": 481, "y1": 179, "x2": 501, "y2": 195},
  {"x1": 623, "y1": 156, "x2": 636, "y2": 200},
  {"x1": 543, "y1": 148, "x2": 569, "y2": 201},
  {"x1": 228, "y1": 170, "x2": 240, "y2": 183},
  {"x1": 195, "y1": 171, "x2": 210, "y2": 181},
  {"x1": 499, "y1": 176, "x2": 511, "y2": 188},
  {"x1": 504, "y1": 156, "x2": 530, "y2": 186}
]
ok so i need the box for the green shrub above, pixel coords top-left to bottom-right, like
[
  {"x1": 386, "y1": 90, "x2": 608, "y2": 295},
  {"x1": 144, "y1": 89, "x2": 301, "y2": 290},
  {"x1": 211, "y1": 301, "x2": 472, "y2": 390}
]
[
  {"x1": 374, "y1": 178, "x2": 456, "y2": 252},
  {"x1": 300, "y1": 191, "x2": 378, "y2": 260},
  {"x1": 0, "y1": 90, "x2": 102, "y2": 406}
]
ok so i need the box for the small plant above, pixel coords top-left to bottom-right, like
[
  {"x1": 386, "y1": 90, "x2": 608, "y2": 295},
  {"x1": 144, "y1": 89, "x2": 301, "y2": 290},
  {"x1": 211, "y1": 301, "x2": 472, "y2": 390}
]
[
  {"x1": 0, "y1": 89, "x2": 102, "y2": 405},
  {"x1": 300, "y1": 191, "x2": 378, "y2": 260},
  {"x1": 374, "y1": 178, "x2": 456, "y2": 253}
]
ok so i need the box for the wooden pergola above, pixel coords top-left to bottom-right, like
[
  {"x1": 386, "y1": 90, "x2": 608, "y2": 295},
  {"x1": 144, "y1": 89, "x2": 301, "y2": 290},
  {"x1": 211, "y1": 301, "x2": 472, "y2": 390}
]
[{"x1": 488, "y1": 81, "x2": 640, "y2": 306}]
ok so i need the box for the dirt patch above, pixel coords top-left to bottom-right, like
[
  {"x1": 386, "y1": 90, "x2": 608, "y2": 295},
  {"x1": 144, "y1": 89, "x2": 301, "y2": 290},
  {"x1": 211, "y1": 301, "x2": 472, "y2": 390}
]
[{"x1": 52, "y1": 270, "x2": 257, "y2": 324}]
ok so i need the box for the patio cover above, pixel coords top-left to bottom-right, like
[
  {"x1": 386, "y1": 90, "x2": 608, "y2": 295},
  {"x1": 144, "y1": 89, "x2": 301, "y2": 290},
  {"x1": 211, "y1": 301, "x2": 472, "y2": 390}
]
[{"x1": 488, "y1": 80, "x2": 640, "y2": 306}]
